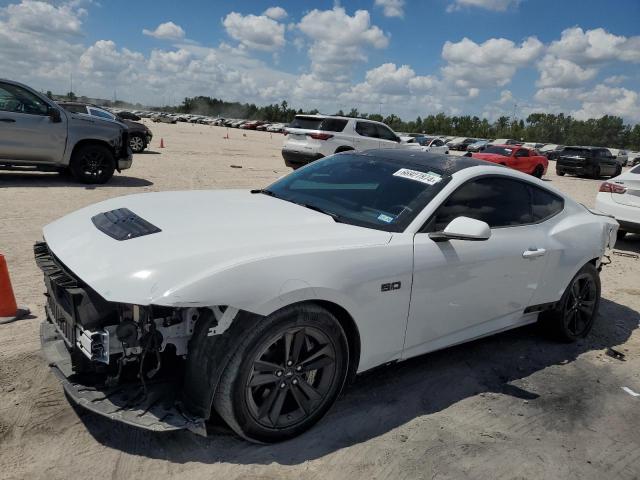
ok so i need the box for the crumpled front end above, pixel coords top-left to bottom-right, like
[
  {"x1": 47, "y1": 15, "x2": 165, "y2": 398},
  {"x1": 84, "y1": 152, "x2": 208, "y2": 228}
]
[{"x1": 35, "y1": 241, "x2": 210, "y2": 434}]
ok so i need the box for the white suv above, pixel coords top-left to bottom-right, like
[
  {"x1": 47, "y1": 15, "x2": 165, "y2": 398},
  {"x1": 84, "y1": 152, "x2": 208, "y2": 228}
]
[{"x1": 282, "y1": 115, "x2": 405, "y2": 169}]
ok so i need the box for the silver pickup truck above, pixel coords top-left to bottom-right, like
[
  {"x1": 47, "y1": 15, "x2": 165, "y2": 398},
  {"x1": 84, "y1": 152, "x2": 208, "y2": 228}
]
[{"x1": 0, "y1": 79, "x2": 132, "y2": 184}]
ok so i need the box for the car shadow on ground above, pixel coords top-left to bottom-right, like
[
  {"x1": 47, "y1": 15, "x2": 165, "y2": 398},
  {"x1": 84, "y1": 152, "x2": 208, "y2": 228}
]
[
  {"x1": 78, "y1": 297, "x2": 638, "y2": 465},
  {"x1": 0, "y1": 172, "x2": 153, "y2": 188},
  {"x1": 139, "y1": 150, "x2": 161, "y2": 155},
  {"x1": 614, "y1": 234, "x2": 640, "y2": 255}
]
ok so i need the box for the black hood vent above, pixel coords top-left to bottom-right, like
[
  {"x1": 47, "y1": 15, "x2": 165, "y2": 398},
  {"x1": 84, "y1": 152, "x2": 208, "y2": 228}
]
[{"x1": 91, "y1": 208, "x2": 161, "y2": 241}]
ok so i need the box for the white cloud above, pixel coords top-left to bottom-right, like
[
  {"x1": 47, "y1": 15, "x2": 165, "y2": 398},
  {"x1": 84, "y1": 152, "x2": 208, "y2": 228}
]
[
  {"x1": 536, "y1": 55, "x2": 597, "y2": 88},
  {"x1": 142, "y1": 21, "x2": 185, "y2": 40},
  {"x1": 441, "y1": 36, "x2": 543, "y2": 88},
  {"x1": 297, "y1": 6, "x2": 388, "y2": 84},
  {"x1": 573, "y1": 84, "x2": 640, "y2": 122},
  {"x1": 549, "y1": 27, "x2": 640, "y2": 65},
  {"x1": 263, "y1": 6, "x2": 287, "y2": 20},
  {"x1": 4, "y1": 0, "x2": 85, "y2": 36},
  {"x1": 374, "y1": 0, "x2": 405, "y2": 18},
  {"x1": 223, "y1": 12, "x2": 285, "y2": 52},
  {"x1": 498, "y1": 89, "x2": 513, "y2": 104},
  {"x1": 604, "y1": 75, "x2": 627, "y2": 85},
  {"x1": 447, "y1": 0, "x2": 520, "y2": 12},
  {"x1": 533, "y1": 87, "x2": 574, "y2": 104}
]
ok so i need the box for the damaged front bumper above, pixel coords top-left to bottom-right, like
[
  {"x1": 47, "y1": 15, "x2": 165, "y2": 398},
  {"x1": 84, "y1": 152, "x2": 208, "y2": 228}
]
[{"x1": 40, "y1": 319, "x2": 207, "y2": 435}]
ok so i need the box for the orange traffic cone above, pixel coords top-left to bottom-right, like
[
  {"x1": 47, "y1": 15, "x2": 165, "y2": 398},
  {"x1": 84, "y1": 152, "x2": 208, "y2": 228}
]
[
  {"x1": 0, "y1": 255, "x2": 30, "y2": 324},
  {"x1": 159, "y1": 138, "x2": 165, "y2": 148}
]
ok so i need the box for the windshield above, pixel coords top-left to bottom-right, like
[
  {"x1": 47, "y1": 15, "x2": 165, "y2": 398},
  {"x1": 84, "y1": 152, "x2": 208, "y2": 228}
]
[
  {"x1": 483, "y1": 146, "x2": 513, "y2": 156},
  {"x1": 264, "y1": 154, "x2": 452, "y2": 232},
  {"x1": 416, "y1": 137, "x2": 435, "y2": 145}
]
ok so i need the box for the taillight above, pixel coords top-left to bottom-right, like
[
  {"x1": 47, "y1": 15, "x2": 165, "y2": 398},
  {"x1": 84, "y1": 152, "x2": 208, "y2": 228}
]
[
  {"x1": 308, "y1": 133, "x2": 333, "y2": 140},
  {"x1": 599, "y1": 182, "x2": 627, "y2": 194}
]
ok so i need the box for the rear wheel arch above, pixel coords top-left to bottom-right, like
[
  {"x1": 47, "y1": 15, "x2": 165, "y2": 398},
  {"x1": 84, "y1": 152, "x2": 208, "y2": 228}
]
[{"x1": 335, "y1": 146, "x2": 354, "y2": 154}]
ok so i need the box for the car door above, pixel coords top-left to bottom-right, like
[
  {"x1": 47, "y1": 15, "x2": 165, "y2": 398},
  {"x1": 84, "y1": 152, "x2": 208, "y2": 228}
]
[
  {"x1": 513, "y1": 148, "x2": 534, "y2": 173},
  {"x1": 354, "y1": 121, "x2": 381, "y2": 151},
  {"x1": 0, "y1": 81, "x2": 67, "y2": 164},
  {"x1": 402, "y1": 176, "x2": 549, "y2": 360},
  {"x1": 376, "y1": 124, "x2": 401, "y2": 149}
]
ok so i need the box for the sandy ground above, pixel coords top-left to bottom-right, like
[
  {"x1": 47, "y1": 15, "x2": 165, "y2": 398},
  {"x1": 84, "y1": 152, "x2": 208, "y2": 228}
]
[{"x1": 1, "y1": 121, "x2": 639, "y2": 480}]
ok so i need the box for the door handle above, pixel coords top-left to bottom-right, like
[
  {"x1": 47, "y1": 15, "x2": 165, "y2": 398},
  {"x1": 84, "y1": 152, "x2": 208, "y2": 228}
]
[
  {"x1": 0, "y1": 118, "x2": 16, "y2": 123},
  {"x1": 523, "y1": 248, "x2": 546, "y2": 258}
]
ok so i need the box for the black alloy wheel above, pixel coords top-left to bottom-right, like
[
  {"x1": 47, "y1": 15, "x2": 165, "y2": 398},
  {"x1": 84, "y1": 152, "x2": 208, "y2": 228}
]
[
  {"x1": 213, "y1": 304, "x2": 349, "y2": 443},
  {"x1": 562, "y1": 272, "x2": 598, "y2": 338},
  {"x1": 245, "y1": 326, "x2": 337, "y2": 429},
  {"x1": 540, "y1": 263, "x2": 600, "y2": 342},
  {"x1": 70, "y1": 144, "x2": 115, "y2": 184}
]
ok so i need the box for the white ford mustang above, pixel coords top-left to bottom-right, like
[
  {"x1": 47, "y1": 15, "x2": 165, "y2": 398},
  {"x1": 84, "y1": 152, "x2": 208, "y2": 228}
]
[{"x1": 37, "y1": 150, "x2": 618, "y2": 442}]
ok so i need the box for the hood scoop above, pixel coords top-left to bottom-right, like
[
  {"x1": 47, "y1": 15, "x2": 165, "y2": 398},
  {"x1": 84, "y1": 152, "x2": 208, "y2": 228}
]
[{"x1": 91, "y1": 208, "x2": 161, "y2": 241}]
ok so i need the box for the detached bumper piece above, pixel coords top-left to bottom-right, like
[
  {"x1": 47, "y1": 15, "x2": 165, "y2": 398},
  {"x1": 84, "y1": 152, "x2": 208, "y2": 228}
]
[{"x1": 41, "y1": 321, "x2": 206, "y2": 435}]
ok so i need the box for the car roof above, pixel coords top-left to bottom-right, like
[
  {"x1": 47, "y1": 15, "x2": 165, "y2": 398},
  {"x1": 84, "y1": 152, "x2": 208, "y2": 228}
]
[{"x1": 357, "y1": 149, "x2": 496, "y2": 175}]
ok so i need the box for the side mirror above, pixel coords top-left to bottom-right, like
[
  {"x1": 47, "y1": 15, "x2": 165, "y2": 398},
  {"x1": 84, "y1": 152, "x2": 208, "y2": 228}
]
[
  {"x1": 48, "y1": 106, "x2": 61, "y2": 123},
  {"x1": 429, "y1": 216, "x2": 491, "y2": 242}
]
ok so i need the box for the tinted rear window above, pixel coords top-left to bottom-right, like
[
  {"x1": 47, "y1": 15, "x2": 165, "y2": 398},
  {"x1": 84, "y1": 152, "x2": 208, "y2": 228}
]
[
  {"x1": 289, "y1": 117, "x2": 348, "y2": 132},
  {"x1": 631, "y1": 165, "x2": 640, "y2": 174},
  {"x1": 563, "y1": 148, "x2": 592, "y2": 157}
]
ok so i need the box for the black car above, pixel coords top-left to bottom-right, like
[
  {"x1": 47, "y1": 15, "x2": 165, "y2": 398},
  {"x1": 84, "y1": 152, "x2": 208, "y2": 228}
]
[
  {"x1": 556, "y1": 146, "x2": 622, "y2": 179},
  {"x1": 58, "y1": 102, "x2": 153, "y2": 153}
]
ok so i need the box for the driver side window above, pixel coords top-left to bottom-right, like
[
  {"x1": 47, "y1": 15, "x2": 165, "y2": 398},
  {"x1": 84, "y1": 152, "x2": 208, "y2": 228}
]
[
  {"x1": 429, "y1": 177, "x2": 533, "y2": 231},
  {"x1": 515, "y1": 149, "x2": 529, "y2": 157},
  {"x1": 0, "y1": 82, "x2": 49, "y2": 116}
]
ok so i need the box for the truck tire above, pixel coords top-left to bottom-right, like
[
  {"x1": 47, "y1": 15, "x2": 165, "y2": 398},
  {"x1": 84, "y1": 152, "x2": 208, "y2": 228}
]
[
  {"x1": 213, "y1": 304, "x2": 349, "y2": 443},
  {"x1": 70, "y1": 144, "x2": 115, "y2": 184},
  {"x1": 129, "y1": 134, "x2": 146, "y2": 153}
]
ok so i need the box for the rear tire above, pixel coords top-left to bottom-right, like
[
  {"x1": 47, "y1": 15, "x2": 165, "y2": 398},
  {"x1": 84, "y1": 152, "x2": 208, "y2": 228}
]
[
  {"x1": 70, "y1": 144, "x2": 115, "y2": 184},
  {"x1": 532, "y1": 164, "x2": 544, "y2": 178},
  {"x1": 213, "y1": 304, "x2": 349, "y2": 443},
  {"x1": 617, "y1": 230, "x2": 627, "y2": 241},
  {"x1": 540, "y1": 263, "x2": 600, "y2": 342},
  {"x1": 557, "y1": 170, "x2": 565, "y2": 176}
]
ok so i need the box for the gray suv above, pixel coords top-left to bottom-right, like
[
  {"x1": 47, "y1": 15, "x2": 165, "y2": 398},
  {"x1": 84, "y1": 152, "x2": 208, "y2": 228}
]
[{"x1": 0, "y1": 79, "x2": 132, "y2": 183}]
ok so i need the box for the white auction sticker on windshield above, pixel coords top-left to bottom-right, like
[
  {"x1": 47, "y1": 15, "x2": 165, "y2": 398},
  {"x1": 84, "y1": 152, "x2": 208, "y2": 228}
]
[{"x1": 393, "y1": 168, "x2": 442, "y2": 185}]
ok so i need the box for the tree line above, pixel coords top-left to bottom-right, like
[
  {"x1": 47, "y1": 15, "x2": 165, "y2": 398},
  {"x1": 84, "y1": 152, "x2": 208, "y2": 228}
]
[{"x1": 165, "y1": 96, "x2": 640, "y2": 150}]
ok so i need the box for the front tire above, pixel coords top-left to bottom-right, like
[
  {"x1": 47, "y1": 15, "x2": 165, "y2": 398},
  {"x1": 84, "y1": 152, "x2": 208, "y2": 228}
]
[
  {"x1": 617, "y1": 230, "x2": 627, "y2": 241},
  {"x1": 70, "y1": 144, "x2": 115, "y2": 184},
  {"x1": 129, "y1": 134, "x2": 146, "y2": 153},
  {"x1": 540, "y1": 263, "x2": 600, "y2": 342},
  {"x1": 213, "y1": 304, "x2": 349, "y2": 443},
  {"x1": 557, "y1": 170, "x2": 566, "y2": 176},
  {"x1": 592, "y1": 165, "x2": 601, "y2": 179}
]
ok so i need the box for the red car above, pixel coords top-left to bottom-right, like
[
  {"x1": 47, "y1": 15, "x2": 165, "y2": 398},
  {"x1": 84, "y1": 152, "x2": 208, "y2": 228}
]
[{"x1": 470, "y1": 144, "x2": 548, "y2": 178}]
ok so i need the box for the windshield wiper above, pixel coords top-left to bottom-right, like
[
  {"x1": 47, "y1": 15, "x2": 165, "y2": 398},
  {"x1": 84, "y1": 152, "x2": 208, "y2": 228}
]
[
  {"x1": 295, "y1": 202, "x2": 344, "y2": 223},
  {"x1": 251, "y1": 188, "x2": 278, "y2": 198}
]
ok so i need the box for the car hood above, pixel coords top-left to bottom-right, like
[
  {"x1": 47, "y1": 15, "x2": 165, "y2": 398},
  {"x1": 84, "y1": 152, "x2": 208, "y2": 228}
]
[{"x1": 43, "y1": 190, "x2": 392, "y2": 305}]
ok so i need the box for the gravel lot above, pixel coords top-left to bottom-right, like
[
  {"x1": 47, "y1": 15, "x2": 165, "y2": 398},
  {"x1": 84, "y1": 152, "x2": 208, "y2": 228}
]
[{"x1": 1, "y1": 121, "x2": 639, "y2": 480}]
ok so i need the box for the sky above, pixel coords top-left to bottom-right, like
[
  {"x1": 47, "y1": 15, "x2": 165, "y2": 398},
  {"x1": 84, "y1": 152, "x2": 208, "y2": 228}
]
[{"x1": 1, "y1": 0, "x2": 639, "y2": 122}]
